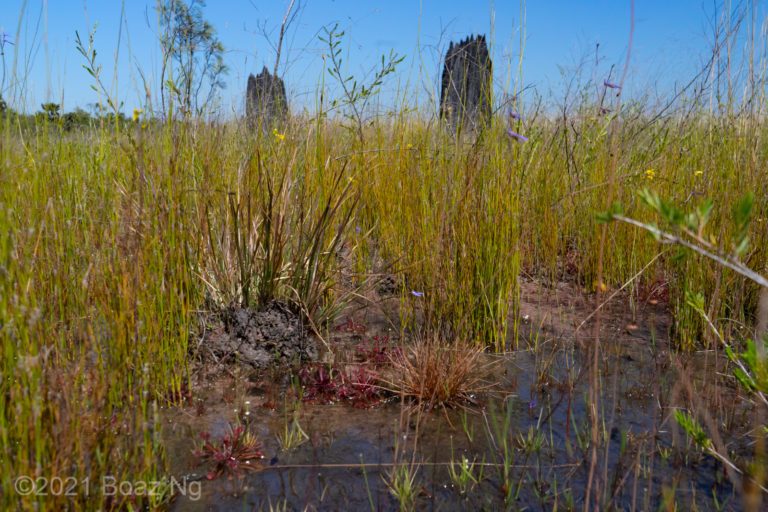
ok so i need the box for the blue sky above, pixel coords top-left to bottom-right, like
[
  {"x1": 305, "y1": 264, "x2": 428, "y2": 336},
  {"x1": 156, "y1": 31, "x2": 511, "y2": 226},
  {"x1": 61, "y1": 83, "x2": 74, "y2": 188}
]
[{"x1": 0, "y1": 1, "x2": 749, "y2": 116}]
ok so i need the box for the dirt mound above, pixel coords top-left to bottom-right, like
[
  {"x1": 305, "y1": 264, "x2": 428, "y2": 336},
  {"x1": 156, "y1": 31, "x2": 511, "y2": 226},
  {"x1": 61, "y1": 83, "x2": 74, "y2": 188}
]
[
  {"x1": 377, "y1": 275, "x2": 397, "y2": 296},
  {"x1": 202, "y1": 301, "x2": 318, "y2": 369}
]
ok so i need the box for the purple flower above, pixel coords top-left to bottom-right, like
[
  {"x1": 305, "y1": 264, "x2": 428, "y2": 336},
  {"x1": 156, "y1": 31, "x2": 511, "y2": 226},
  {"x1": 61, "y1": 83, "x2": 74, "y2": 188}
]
[
  {"x1": 410, "y1": 291, "x2": 424, "y2": 297},
  {"x1": 1, "y1": 33, "x2": 13, "y2": 46},
  {"x1": 507, "y1": 129, "x2": 529, "y2": 143},
  {"x1": 603, "y1": 80, "x2": 620, "y2": 89},
  {"x1": 508, "y1": 109, "x2": 522, "y2": 120},
  {"x1": 355, "y1": 226, "x2": 362, "y2": 233},
  {"x1": 528, "y1": 399, "x2": 536, "y2": 409}
]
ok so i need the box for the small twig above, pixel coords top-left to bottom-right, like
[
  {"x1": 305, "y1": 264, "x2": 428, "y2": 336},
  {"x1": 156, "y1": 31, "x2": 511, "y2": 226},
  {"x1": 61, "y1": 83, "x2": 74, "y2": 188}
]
[
  {"x1": 612, "y1": 214, "x2": 768, "y2": 288},
  {"x1": 273, "y1": 0, "x2": 296, "y2": 77}
]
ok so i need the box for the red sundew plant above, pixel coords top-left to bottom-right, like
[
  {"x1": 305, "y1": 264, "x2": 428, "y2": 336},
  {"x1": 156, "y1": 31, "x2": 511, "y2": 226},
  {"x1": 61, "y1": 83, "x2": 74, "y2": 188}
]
[
  {"x1": 298, "y1": 360, "x2": 386, "y2": 408},
  {"x1": 297, "y1": 337, "x2": 406, "y2": 407},
  {"x1": 262, "y1": 385, "x2": 279, "y2": 410},
  {"x1": 346, "y1": 366, "x2": 382, "y2": 408},
  {"x1": 165, "y1": 382, "x2": 193, "y2": 404},
  {"x1": 356, "y1": 336, "x2": 401, "y2": 368},
  {"x1": 299, "y1": 362, "x2": 343, "y2": 404},
  {"x1": 335, "y1": 316, "x2": 367, "y2": 335},
  {"x1": 194, "y1": 425, "x2": 264, "y2": 480}
]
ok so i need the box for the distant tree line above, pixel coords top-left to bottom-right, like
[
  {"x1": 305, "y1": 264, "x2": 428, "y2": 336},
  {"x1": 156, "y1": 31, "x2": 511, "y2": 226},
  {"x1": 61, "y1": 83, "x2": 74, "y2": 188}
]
[
  {"x1": 0, "y1": 0, "x2": 228, "y2": 129},
  {"x1": 0, "y1": 94, "x2": 163, "y2": 132}
]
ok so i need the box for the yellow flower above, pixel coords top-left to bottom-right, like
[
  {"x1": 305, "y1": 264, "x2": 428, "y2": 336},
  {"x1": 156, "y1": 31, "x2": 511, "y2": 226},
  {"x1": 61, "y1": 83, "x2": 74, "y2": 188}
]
[
  {"x1": 406, "y1": 143, "x2": 413, "y2": 149},
  {"x1": 132, "y1": 108, "x2": 143, "y2": 122},
  {"x1": 645, "y1": 169, "x2": 655, "y2": 180},
  {"x1": 273, "y1": 128, "x2": 285, "y2": 141},
  {"x1": 589, "y1": 117, "x2": 595, "y2": 122},
  {"x1": 694, "y1": 170, "x2": 703, "y2": 176}
]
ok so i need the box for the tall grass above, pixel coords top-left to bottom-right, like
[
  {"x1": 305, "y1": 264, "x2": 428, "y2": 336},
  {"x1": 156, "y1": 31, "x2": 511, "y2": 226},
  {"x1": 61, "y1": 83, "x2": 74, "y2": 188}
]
[
  {"x1": 3, "y1": 99, "x2": 766, "y2": 507},
  {"x1": 2, "y1": 8, "x2": 768, "y2": 508}
]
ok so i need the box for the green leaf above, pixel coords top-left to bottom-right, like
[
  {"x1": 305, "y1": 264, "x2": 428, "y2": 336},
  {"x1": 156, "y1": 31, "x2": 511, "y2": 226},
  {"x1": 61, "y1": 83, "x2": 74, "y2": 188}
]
[
  {"x1": 685, "y1": 290, "x2": 705, "y2": 313},
  {"x1": 595, "y1": 212, "x2": 613, "y2": 223},
  {"x1": 733, "y1": 367, "x2": 756, "y2": 391},
  {"x1": 685, "y1": 212, "x2": 697, "y2": 231},
  {"x1": 735, "y1": 235, "x2": 750, "y2": 257},
  {"x1": 734, "y1": 193, "x2": 754, "y2": 231},
  {"x1": 638, "y1": 188, "x2": 659, "y2": 211},
  {"x1": 743, "y1": 339, "x2": 756, "y2": 368},
  {"x1": 596, "y1": 201, "x2": 623, "y2": 223},
  {"x1": 696, "y1": 198, "x2": 714, "y2": 226},
  {"x1": 674, "y1": 409, "x2": 712, "y2": 450}
]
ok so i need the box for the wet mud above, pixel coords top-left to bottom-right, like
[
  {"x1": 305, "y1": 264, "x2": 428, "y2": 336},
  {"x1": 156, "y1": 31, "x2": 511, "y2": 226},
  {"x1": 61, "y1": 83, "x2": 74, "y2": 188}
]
[{"x1": 165, "y1": 279, "x2": 746, "y2": 511}]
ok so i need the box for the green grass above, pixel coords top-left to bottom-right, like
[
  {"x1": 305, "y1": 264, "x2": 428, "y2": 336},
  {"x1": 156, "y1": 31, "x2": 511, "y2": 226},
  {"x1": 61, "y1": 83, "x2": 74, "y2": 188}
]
[{"x1": 1, "y1": 88, "x2": 768, "y2": 510}]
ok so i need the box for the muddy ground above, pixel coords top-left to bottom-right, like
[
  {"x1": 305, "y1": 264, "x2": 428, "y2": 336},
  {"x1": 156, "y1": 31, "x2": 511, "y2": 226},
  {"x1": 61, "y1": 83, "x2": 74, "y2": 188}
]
[{"x1": 162, "y1": 274, "x2": 750, "y2": 511}]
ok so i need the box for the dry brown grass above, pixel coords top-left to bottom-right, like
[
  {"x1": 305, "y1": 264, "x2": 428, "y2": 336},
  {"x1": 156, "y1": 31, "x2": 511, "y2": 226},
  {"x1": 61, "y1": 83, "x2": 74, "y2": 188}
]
[{"x1": 382, "y1": 336, "x2": 497, "y2": 411}]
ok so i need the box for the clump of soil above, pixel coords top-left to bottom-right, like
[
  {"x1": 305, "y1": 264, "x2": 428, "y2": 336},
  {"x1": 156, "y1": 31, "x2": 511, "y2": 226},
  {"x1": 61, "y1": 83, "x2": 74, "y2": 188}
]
[
  {"x1": 377, "y1": 275, "x2": 397, "y2": 296},
  {"x1": 201, "y1": 301, "x2": 318, "y2": 369}
]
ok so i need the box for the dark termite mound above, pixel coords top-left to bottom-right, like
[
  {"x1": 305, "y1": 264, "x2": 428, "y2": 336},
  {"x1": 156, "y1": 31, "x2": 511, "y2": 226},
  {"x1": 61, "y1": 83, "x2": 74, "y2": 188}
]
[
  {"x1": 246, "y1": 66, "x2": 288, "y2": 132},
  {"x1": 202, "y1": 301, "x2": 318, "y2": 369},
  {"x1": 439, "y1": 34, "x2": 493, "y2": 134}
]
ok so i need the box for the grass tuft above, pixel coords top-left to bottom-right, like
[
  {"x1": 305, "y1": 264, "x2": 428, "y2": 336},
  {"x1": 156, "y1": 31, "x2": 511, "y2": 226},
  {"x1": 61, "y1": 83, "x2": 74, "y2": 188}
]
[{"x1": 383, "y1": 336, "x2": 496, "y2": 411}]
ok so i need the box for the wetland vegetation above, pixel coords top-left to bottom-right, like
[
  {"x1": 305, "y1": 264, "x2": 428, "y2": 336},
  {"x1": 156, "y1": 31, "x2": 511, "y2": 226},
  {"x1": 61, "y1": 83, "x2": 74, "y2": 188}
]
[{"x1": 1, "y1": 1, "x2": 767, "y2": 510}]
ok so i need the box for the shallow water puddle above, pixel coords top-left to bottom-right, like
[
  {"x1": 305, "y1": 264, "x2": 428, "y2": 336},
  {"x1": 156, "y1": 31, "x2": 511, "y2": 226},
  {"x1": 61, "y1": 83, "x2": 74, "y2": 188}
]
[{"x1": 163, "y1": 345, "x2": 740, "y2": 511}]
